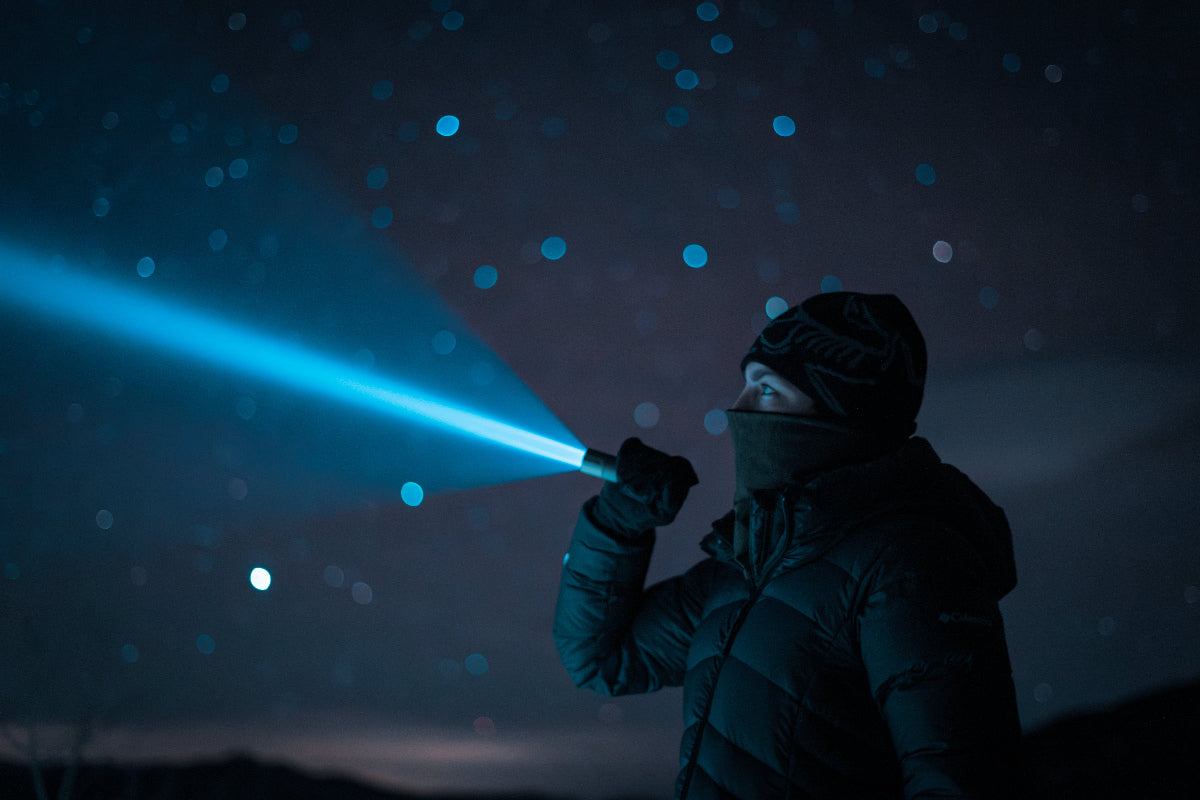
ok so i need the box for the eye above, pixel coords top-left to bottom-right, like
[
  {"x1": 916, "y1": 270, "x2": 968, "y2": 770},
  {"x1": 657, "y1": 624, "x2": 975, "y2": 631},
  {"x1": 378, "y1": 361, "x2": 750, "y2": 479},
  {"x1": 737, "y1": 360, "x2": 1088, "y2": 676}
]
[{"x1": 760, "y1": 383, "x2": 776, "y2": 395}]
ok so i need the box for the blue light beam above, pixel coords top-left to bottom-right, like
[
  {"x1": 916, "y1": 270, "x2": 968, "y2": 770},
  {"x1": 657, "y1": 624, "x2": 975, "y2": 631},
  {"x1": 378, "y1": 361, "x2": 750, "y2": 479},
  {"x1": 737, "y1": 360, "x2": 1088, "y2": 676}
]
[{"x1": 0, "y1": 244, "x2": 586, "y2": 472}]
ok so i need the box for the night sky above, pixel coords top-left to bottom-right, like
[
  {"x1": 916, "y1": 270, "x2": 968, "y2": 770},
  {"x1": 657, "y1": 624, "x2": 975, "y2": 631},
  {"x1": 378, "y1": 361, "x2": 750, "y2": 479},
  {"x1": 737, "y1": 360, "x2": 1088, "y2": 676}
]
[{"x1": 2, "y1": 1, "x2": 1198, "y2": 797}]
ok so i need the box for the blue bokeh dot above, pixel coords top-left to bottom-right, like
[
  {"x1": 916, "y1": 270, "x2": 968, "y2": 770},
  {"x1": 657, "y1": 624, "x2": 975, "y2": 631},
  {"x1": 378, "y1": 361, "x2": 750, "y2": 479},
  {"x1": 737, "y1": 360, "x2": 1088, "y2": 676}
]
[
  {"x1": 676, "y1": 69, "x2": 700, "y2": 90},
  {"x1": 401, "y1": 482, "x2": 424, "y2": 507},
  {"x1": 278, "y1": 124, "x2": 299, "y2": 144},
  {"x1": 820, "y1": 274, "x2": 843, "y2": 293},
  {"x1": 474, "y1": 265, "x2": 498, "y2": 289},
  {"x1": 541, "y1": 236, "x2": 567, "y2": 260},
  {"x1": 665, "y1": 106, "x2": 690, "y2": 127},
  {"x1": 915, "y1": 163, "x2": 937, "y2": 185},
  {"x1": 696, "y1": 2, "x2": 720, "y2": 21},
  {"x1": 864, "y1": 58, "x2": 885, "y2": 78},
  {"x1": 136, "y1": 256, "x2": 155, "y2": 278},
  {"x1": 366, "y1": 166, "x2": 388, "y2": 189},
  {"x1": 372, "y1": 80, "x2": 394, "y2": 100},
  {"x1": 1003, "y1": 53, "x2": 1022, "y2": 73},
  {"x1": 196, "y1": 634, "x2": 216, "y2": 655},
  {"x1": 443, "y1": 11, "x2": 465, "y2": 30},
  {"x1": 371, "y1": 206, "x2": 393, "y2": 228},
  {"x1": 436, "y1": 115, "x2": 460, "y2": 136},
  {"x1": 710, "y1": 34, "x2": 733, "y2": 54},
  {"x1": 682, "y1": 244, "x2": 708, "y2": 268},
  {"x1": 657, "y1": 50, "x2": 681, "y2": 69},
  {"x1": 979, "y1": 286, "x2": 1000, "y2": 309},
  {"x1": 773, "y1": 115, "x2": 796, "y2": 137}
]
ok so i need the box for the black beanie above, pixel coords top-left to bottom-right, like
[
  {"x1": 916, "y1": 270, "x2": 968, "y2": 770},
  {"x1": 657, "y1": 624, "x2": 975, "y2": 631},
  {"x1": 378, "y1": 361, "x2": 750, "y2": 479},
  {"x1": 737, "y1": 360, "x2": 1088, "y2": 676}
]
[{"x1": 740, "y1": 292, "x2": 927, "y2": 431}]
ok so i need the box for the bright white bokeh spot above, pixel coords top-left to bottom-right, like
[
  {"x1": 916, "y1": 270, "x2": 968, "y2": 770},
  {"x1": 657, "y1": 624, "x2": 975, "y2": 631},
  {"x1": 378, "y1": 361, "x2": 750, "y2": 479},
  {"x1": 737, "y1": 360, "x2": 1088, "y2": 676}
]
[
  {"x1": 633, "y1": 401, "x2": 660, "y2": 429},
  {"x1": 401, "y1": 481, "x2": 424, "y2": 506},
  {"x1": 250, "y1": 567, "x2": 272, "y2": 591},
  {"x1": 95, "y1": 509, "x2": 114, "y2": 530},
  {"x1": 932, "y1": 240, "x2": 954, "y2": 263},
  {"x1": 765, "y1": 296, "x2": 788, "y2": 319},
  {"x1": 703, "y1": 409, "x2": 728, "y2": 435},
  {"x1": 136, "y1": 256, "x2": 155, "y2": 277},
  {"x1": 682, "y1": 243, "x2": 708, "y2": 268},
  {"x1": 436, "y1": 115, "x2": 460, "y2": 136}
]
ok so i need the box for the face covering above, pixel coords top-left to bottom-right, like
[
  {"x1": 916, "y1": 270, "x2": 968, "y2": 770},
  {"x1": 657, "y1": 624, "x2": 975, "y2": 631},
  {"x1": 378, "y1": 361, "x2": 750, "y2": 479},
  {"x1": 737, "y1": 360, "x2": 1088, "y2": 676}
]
[{"x1": 726, "y1": 410, "x2": 903, "y2": 560}]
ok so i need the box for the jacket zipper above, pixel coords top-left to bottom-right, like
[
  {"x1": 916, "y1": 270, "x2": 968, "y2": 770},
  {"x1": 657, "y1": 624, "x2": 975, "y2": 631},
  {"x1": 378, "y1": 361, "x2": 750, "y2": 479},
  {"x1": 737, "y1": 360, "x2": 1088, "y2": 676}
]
[
  {"x1": 678, "y1": 581, "x2": 763, "y2": 798},
  {"x1": 677, "y1": 496, "x2": 798, "y2": 798}
]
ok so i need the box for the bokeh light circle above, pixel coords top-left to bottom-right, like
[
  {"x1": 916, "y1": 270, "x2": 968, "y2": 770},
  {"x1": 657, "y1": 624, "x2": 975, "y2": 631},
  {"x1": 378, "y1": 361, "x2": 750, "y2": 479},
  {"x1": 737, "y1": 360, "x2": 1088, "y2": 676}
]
[
  {"x1": 401, "y1": 482, "x2": 424, "y2": 507},
  {"x1": 541, "y1": 236, "x2": 567, "y2": 260},
  {"x1": 634, "y1": 402, "x2": 660, "y2": 429},
  {"x1": 436, "y1": 115, "x2": 460, "y2": 136},
  {"x1": 932, "y1": 240, "x2": 954, "y2": 263},
  {"x1": 772, "y1": 115, "x2": 796, "y2": 137},
  {"x1": 676, "y1": 70, "x2": 699, "y2": 90},
  {"x1": 474, "y1": 265, "x2": 498, "y2": 289},
  {"x1": 703, "y1": 409, "x2": 728, "y2": 435},
  {"x1": 250, "y1": 567, "x2": 271, "y2": 591},
  {"x1": 682, "y1": 243, "x2": 708, "y2": 268}
]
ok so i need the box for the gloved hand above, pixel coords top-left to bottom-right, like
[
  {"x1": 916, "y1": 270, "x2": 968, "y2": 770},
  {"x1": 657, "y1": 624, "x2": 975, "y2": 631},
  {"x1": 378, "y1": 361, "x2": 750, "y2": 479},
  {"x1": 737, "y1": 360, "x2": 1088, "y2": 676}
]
[{"x1": 589, "y1": 437, "x2": 699, "y2": 535}]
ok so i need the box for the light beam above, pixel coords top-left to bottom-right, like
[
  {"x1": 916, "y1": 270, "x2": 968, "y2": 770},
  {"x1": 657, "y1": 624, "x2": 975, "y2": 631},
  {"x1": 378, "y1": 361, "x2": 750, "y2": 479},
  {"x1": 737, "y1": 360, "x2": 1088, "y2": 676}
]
[{"x1": 1, "y1": 244, "x2": 590, "y2": 474}]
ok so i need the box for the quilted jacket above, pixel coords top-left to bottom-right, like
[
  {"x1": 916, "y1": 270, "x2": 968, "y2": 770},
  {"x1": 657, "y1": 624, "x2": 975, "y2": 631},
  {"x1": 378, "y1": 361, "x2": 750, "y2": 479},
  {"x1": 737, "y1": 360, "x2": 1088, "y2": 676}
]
[{"x1": 554, "y1": 437, "x2": 1021, "y2": 799}]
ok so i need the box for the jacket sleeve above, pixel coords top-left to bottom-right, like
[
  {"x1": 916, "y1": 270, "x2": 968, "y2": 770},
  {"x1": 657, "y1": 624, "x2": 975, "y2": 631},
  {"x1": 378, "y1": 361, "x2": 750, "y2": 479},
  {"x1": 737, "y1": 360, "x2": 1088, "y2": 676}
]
[
  {"x1": 553, "y1": 496, "x2": 713, "y2": 695},
  {"x1": 856, "y1": 525, "x2": 1023, "y2": 800}
]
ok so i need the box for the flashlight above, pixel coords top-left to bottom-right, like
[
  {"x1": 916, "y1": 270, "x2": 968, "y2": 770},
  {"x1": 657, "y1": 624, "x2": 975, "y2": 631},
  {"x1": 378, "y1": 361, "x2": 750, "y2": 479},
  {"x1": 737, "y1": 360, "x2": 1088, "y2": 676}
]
[{"x1": 579, "y1": 448, "x2": 618, "y2": 482}]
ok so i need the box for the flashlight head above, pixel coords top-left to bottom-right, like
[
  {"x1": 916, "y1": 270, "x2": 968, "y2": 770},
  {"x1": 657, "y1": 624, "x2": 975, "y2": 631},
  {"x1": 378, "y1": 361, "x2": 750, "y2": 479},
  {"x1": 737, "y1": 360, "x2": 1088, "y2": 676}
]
[{"x1": 579, "y1": 448, "x2": 618, "y2": 482}]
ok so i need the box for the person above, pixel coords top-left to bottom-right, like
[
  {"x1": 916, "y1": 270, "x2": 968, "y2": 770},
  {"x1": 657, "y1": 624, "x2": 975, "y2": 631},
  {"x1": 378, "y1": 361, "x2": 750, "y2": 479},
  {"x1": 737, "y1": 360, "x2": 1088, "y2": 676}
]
[{"x1": 553, "y1": 292, "x2": 1021, "y2": 799}]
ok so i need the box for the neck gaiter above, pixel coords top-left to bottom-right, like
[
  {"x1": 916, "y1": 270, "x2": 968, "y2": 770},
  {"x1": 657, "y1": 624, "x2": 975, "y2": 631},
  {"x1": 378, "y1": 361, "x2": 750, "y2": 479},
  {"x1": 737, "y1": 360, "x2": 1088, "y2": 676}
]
[{"x1": 726, "y1": 410, "x2": 900, "y2": 560}]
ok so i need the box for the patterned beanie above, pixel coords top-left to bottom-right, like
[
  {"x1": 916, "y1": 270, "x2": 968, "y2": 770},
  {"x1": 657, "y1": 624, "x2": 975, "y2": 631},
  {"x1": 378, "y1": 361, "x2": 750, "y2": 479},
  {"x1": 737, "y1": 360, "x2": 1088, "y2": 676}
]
[{"x1": 740, "y1": 292, "x2": 927, "y2": 431}]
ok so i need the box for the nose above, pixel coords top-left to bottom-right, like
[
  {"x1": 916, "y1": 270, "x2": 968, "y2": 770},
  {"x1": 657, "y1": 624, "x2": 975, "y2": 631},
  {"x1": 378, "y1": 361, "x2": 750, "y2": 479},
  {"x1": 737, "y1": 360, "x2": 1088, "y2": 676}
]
[{"x1": 731, "y1": 385, "x2": 755, "y2": 411}]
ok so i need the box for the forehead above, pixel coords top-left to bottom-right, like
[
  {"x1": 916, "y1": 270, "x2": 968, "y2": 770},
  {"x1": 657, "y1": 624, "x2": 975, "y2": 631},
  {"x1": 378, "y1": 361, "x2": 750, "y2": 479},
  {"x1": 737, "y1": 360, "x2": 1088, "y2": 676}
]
[{"x1": 743, "y1": 361, "x2": 779, "y2": 381}]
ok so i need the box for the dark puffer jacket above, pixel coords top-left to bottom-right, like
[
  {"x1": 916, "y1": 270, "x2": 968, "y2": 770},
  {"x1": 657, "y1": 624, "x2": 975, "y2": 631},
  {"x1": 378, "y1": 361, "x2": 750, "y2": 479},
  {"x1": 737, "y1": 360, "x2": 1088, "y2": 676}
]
[{"x1": 554, "y1": 438, "x2": 1021, "y2": 799}]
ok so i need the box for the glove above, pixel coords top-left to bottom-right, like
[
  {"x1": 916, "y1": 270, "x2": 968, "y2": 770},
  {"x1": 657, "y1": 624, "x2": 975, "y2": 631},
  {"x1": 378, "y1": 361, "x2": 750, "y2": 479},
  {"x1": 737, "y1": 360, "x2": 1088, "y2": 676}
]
[{"x1": 589, "y1": 437, "x2": 699, "y2": 535}]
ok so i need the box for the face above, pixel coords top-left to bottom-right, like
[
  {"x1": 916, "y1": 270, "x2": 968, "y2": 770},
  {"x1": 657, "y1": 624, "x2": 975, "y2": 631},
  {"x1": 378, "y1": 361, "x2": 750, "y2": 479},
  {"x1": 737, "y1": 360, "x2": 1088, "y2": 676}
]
[{"x1": 732, "y1": 361, "x2": 817, "y2": 415}]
